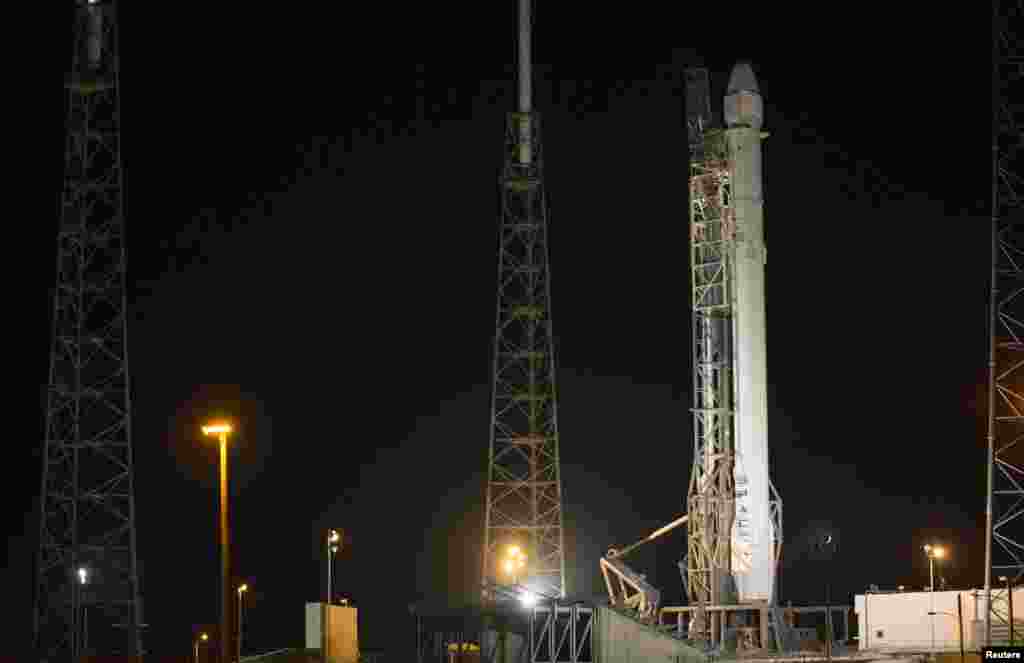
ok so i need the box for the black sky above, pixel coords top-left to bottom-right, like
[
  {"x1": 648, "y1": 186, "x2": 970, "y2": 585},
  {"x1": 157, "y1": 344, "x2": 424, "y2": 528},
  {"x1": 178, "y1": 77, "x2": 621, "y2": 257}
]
[{"x1": 8, "y1": 1, "x2": 996, "y2": 659}]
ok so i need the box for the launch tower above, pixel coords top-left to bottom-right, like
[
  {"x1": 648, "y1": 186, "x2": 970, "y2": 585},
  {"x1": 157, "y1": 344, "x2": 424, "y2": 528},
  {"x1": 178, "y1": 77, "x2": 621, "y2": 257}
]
[
  {"x1": 685, "y1": 63, "x2": 782, "y2": 645},
  {"x1": 482, "y1": 0, "x2": 567, "y2": 601},
  {"x1": 34, "y1": 1, "x2": 144, "y2": 660}
]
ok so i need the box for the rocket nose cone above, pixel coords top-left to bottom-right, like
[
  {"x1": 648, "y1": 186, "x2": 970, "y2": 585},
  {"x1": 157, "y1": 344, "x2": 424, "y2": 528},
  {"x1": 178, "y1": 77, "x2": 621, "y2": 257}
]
[{"x1": 727, "y1": 62, "x2": 759, "y2": 95}]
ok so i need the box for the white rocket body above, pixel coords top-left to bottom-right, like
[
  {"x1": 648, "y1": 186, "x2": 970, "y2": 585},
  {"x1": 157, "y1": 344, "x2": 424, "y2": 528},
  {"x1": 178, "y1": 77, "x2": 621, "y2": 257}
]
[{"x1": 723, "y1": 63, "x2": 775, "y2": 605}]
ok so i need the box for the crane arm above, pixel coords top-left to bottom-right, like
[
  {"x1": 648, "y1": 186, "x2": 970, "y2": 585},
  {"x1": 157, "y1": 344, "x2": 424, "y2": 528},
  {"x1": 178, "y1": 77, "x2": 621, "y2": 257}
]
[{"x1": 606, "y1": 514, "x2": 688, "y2": 560}]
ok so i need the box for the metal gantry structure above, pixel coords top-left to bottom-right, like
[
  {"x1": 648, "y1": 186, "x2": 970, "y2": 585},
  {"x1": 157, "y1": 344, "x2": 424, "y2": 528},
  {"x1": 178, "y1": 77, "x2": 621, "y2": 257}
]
[
  {"x1": 683, "y1": 66, "x2": 783, "y2": 647},
  {"x1": 684, "y1": 67, "x2": 737, "y2": 641},
  {"x1": 984, "y1": 0, "x2": 1024, "y2": 646},
  {"x1": 482, "y1": 0, "x2": 567, "y2": 603},
  {"x1": 34, "y1": 1, "x2": 144, "y2": 660}
]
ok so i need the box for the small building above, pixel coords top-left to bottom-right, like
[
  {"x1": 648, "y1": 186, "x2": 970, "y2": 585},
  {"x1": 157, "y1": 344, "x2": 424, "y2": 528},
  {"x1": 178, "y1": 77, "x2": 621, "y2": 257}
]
[
  {"x1": 306, "y1": 602, "x2": 359, "y2": 663},
  {"x1": 853, "y1": 588, "x2": 1021, "y2": 653}
]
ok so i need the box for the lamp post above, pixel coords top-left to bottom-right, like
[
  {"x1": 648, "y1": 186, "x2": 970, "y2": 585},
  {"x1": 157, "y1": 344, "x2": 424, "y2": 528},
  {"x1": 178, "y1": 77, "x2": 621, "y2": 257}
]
[
  {"x1": 924, "y1": 544, "x2": 946, "y2": 660},
  {"x1": 237, "y1": 583, "x2": 249, "y2": 663},
  {"x1": 77, "y1": 566, "x2": 89, "y2": 657},
  {"x1": 195, "y1": 632, "x2": 209, "y2": 663},
  {"x1": 325, "y1": 529, "x2": 341, "y2": 663},
  {"x1": 1000, "y1": 576, "x2": 1014, "y2": 645},
  {"x1": 203, "y1": 422, "x2": 234, "y2": 663},
  {"x1": 327, "y1": 530, "x2": 341, "y2": 605}
]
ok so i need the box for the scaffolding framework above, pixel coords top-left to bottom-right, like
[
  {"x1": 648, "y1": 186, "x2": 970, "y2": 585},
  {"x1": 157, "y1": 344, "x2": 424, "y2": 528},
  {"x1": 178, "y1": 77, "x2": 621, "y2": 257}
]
[
  {"x1": 34, "y1": 1, "x2": 143, "y2": 660},
  {"x1": 482, "y1": 111, "x2": 566, "y2": 602},
  {"x1": 530, "y1": 605, "x2": 594, "y2": 663},
  {"x1": 985, "y1": 0, "x2": 1024, "y2": 645},
  {"x1": 685, "y1": 67, "x2": 737, "y2": 642}
]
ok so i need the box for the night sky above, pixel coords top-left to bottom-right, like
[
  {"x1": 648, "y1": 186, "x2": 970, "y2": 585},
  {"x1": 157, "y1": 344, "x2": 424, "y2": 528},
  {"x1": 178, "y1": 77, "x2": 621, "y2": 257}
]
[{"x1": 8, "y1": 1, "x2": 995, "y2": 660}]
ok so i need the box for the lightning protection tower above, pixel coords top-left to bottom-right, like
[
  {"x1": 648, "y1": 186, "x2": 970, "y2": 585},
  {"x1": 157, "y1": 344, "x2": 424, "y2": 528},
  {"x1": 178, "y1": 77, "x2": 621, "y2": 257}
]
[
  {"x1": 482, "y1": 0, "x2": 567, "y2": 601},
  {"x1": 982, "y1": 0, "x2": 1024, "y2": 646},
  {"x1": 34, "y1": 1, "x2": 144, "y2": 660}
]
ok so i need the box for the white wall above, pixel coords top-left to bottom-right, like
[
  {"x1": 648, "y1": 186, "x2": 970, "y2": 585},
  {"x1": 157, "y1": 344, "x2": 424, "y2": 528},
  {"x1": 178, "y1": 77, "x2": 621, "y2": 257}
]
[
  {"x1": 855, "y1": 591, "x2": 978, "y2": 653},
  {"x1": 307, "y1": 602, "x2": 322, "y2": 650}
]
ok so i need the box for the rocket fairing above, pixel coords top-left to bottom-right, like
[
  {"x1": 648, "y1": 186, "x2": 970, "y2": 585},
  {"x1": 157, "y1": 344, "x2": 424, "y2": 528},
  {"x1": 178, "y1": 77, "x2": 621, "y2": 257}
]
[{"x1": 723, "y1": 62, "x2": 777, "y2": 605}]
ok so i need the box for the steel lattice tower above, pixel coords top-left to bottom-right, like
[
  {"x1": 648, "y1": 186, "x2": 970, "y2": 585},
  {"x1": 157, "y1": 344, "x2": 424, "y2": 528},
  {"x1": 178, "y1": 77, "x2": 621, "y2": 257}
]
[
  {"x1": 482, "y1": 0, "x2": 566, "y2": 602},
  {"x1": 34, "y1": 1, "x2": 144, "y2": 660},
  {"x1": 983, "y1": 0, "x2": 1024, "y2": 646}
]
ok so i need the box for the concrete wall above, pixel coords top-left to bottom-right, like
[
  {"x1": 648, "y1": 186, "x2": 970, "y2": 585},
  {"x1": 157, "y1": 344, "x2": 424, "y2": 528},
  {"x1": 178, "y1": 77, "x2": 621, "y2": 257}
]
[
  {"x1": 594, "y1": 606, "x2": 706, "y2": 663},
  {"x1": 854, "y1": 591, "x2": 978, "y2": 653},
  {"x1": 304, "y1": 602, "x2": 359, "y2": 663}
]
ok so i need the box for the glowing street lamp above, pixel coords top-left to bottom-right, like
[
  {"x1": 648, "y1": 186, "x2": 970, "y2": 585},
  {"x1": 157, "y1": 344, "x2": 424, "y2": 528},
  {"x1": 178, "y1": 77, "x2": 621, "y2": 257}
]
[
  {"x1": 924, "y1": 545, "x2": 945, "y2": 592},
  {"x1": 327, "y1": 529, "x2": 342, "y2": 605},
  {"x1": 237, "y1": 583, "x2": 249, "y2": 663},
  {"x1": 77, "y1": 566, "x2": 90, "y2": 655},
  {"x1": 924, "y1": 544, "x2": 947, "y2": 660},
  {"x1": 203, "y1": 421, "x2": 234, "y2": 663},
  {"x1": 503, "y1": 545, "x2": 527, "y2": 587},
  {"x1": 194, "y1": 632, "x2": 209, "y2": 663}
]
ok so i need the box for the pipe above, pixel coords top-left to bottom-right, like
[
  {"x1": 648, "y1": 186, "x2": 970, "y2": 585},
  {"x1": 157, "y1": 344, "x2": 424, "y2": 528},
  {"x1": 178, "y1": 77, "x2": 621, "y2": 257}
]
[{"x1": 518, "y1": 0, "x2": 530, "y2": 114}]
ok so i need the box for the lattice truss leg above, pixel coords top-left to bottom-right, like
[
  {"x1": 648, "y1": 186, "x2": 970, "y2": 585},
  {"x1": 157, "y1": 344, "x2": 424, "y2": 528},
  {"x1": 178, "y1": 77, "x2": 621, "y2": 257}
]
[
  {"x1": 483, "y1": 112, "x2": 566, "y2": 601},
  {"x1": 530, "y1": 606, "x2": 593, "y2": 663},
  {"x1": 990, "y1": 0, "x2": 1024, "y2": 592},
  {"x1": 987, "y1": 589, "x2": 1024, "y2": 644},
  {"x1": 34, "y1": 2, "x2": 143, "y2": 661}
]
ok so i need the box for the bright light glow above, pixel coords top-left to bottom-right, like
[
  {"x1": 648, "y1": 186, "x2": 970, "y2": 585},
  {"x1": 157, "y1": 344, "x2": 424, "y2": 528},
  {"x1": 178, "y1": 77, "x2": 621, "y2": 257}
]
[
  {"x1": 519, "y1": 591, "x2": 537, "y2": 607},
  {"x1": 202, "y1": 423, "x2": 232, "y2": 436},
  {"x1": 508, "y1": 545, "x2": 521, "y2": 558},
  {"x1": 200, "y1": 633, "x2": 209, "y2": 642},
  {"x1": 504, "y1": 560, "x2": 515, "y2": 574},
  {"x1": 238, "y1": 583, "x2": 248, "y2": 594},
  {"x1": 1000, "y1": 576, "x2": 1009, "y2": 582},
  {"x1": 77, "y1": 567, "x2": 88, "y2": 585},
  {"x1": 934, "y1": 547, "x2": 945, "y2": 559},
  {"x1": 924, "y1": 544, "x2": 932, "y2": 552},
  {"x1": 329, "y1": 529, "x2": 340, "y2": 544}
]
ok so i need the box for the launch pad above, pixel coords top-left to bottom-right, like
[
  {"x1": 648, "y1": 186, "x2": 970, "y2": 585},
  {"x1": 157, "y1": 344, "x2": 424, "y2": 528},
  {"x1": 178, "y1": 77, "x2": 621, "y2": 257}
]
[
  {"x1": 414, "y1": 598, "x2": 852, "y2": 663},
  {"x1": 475, "y1": 0, "x2": 823, "y2": 659}
]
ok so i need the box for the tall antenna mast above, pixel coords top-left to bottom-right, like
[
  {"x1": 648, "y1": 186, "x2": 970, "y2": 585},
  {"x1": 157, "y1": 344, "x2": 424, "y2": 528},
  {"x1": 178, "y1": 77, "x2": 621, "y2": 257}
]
[
  {"x1": 34, "y1": 1, "x2": 144, "y2": 660},
  {"x1": 482, "y1": 0, "x2": 567, "y2": 601},
  {"x1": 518, "y1": 0, "x2": 531, "y2": 115}
]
